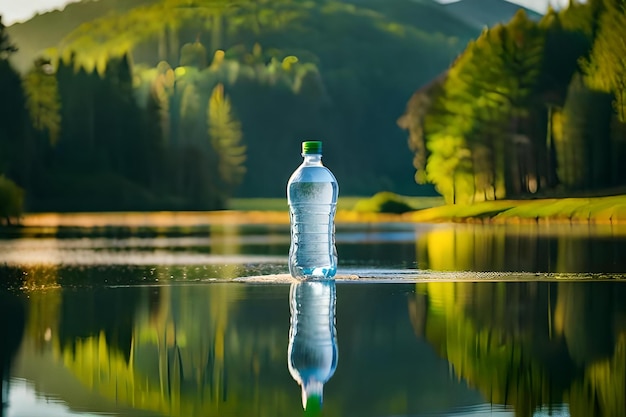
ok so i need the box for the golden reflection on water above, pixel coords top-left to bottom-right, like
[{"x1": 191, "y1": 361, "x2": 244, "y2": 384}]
[
  {"x1": 416, "y1": 223, "x2": 626, "y2": 273},
  {"x1": 20, "y1": 211, "x2": 428, "y2": 229},
  {"x1": 413, "y1": 281, "x2": 626, "y2": 417},
  {"x1": 20, "y1": 211, "x2": 290, "y2": 228},
  {"x1": 4, "y1": 211, "x2": 626, "y2": 275},
  {"x1": 0, "y1": 220, "x2": 287, "y2": 267}
]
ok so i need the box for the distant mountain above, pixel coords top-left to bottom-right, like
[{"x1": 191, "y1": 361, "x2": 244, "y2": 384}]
[
  {"x1": 343, "y1": 0, "x2": 479, "y2": 39},
  {"x1": 6, "y1": 0, "x2": 539, "y2": 73},
  {"x1": 441, "y1": 0, "x2": 543, "y2": 28},
  {"x1": 6, "y1": 0, "x2": 153, "y2": 72}
]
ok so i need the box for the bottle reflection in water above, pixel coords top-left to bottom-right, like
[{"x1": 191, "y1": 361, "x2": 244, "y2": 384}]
[{"x1": 288, "y1": 281, "x2": 338, "y2": 412}]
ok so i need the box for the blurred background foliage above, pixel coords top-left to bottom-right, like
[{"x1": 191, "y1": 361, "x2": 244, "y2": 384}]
[
  {"x1": 1, "y1": 0, "x2": 471, "y2": 212},
  {"x1": 0, "y1": 0, "x2": 625, "y2": 213},
  {"x1": 399, "y1": 0, "x2": 626, "y2": 204}
]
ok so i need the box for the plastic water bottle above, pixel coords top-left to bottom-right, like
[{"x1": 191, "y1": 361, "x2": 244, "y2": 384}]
[
  {"x1": 287, "y1": 141, "x2": 339, "y2": 280},
  {"x1": 287, "y1": 281, "x2": 338, "y2": 412}
]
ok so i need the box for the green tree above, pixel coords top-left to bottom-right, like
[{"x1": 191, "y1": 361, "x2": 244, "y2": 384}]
[
  {"x1": 23, "y1": 58, "x2": 61, "y2": 146},
  {"x1": 0, "y1": 19, "x2": 32, "y2": 191},
  {"x1": 416, "y1": 10, "x2": 550, "y2": 203},
  {"x1": 436, "y1": 42, "x2": 510, "y2": 203},
  {"x1": 397, "y1": 75, "x2": 445, "y2": 186},
  {"x1": 537, "y1": 8, "x2": 594, "y2": 189},
  {"x1": 0, "y1": 175, "x2": 24, "y2": 225},
  {"x1": 55, "y1": 55, "x2": 98, "y2": 168},
  {"x1": 180, "y1": 82, "x2": 204, "y2": 145},
  {"x1": 472, "y1": 12, "x2": 545, "y2": 196},
  {"x1": 180, "y1": 41, "x2": 207, "y2": 68},
  {"x1": 0, "y1": 15, "x2": 17, "y2": 59},
  {"x1": 207, "y1": 83, "x2": 246, "y2": 190},
  {"x1": 96, "y1": 54, "x2": 143, "y2": 178},
  {"x1": 140, "y1": 88, "x2": 167, "y2": 195},
  {"x1": 557, "y1": 73, "x2": 613, "y2": 189},
  {"x1": 582, "y1": 0, "x2": 626, "y2": 121}
]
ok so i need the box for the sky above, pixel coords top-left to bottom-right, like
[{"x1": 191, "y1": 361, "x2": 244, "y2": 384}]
[{"x1": 0, "y1": 0, "x2": 571, "y2": 26}]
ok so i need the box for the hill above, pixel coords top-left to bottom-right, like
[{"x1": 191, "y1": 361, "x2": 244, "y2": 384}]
[
  {"x1": 7, "y1": 0, "x2": 481, "y2": 73},
  {"x1": 343, "y1": 0, "x2": 478, "y2": 39},
  {"x1": 441, "y1": 0, "x2": 542, "y2": 28},
  {"x1": 6, "y1": 0, "x2": 154, "y2": 72}
]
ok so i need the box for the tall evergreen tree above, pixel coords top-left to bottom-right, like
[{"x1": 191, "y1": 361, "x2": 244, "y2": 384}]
[
  {"x1": 0, "y1": 16, "x2": 17, "y2": 60},
  {"x1": 537, "y1": 8, "x2": 594, "y2": 189},
  {"x1": 144, "y1": 87, "x2": 170, "y2": 192},
  {"x1": 55, "y1": 56, "x2": 98, "y2": 171},
  {"x1": 581, "y1": 0, "x2": 626, "y2": 121},
  {"x1": 23, "y1": 58, "x2": 61, "y2": 146},
  {"x1": 0, "y1": 17, "x2": 31, "y2": 191},
  {"x1": 97, "y1": 54, "x2": 143, "y2": 179},
  {"x1": 414, "y1": 10, "x2": 552, "y2": 203},
  {"x1": 207, "y1": 83, "x2": 246, "y2": 191},
  {"x1": 397, "y1": 76, "x2": 445, "y2": 186},
  {"x1": 556, "y1": 73, "x2": 613, "y2": 189}
]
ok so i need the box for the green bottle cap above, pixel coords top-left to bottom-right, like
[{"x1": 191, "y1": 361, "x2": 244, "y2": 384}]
[{"x1": 302, "y1": 141, "x2": 322, "y2": 155}]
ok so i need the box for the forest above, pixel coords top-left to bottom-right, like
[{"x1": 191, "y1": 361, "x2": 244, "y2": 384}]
[
  {"x1": 1, "y1": 0, "x2": 625, "y2": 214},
  {"x1": 398, "y1": 0, "x2": 626, "y2": 204},
  {"x1": 1, "y1": 0, "x2": 474, "y2": 214}
]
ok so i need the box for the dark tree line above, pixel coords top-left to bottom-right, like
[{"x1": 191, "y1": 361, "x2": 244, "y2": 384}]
[
  {"x1": 0, "y1": 16, "x2": 249, "y2": 212},
  {"x1": 1, "y1": 43, "x2": 236, "y2": 211},
  {"x1": 0, "y1": 16, "x2": 26, "y2": 220}
]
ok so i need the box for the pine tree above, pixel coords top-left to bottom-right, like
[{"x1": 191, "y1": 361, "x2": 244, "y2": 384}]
[
  {"x1": 23, "y1": 58, "x2": 61, "y2": 146},
  {"x1": 558, "y1": 73, "x2": 613, "y2": 189},
  {"x1": 0, "y1": 18, "x2": 31, "y2": 190},
  {"x1": 420, "y1": 11, "x2": 547, "y2": 203},
  {"x1": 0, "y1": 16, "x2": 17, "y2": 60},
  {"x1": 581, "y1": 0, "x2": 626, "y2": 121},
  {"x1": 207, "y1": 83, "x2": 246, "y2": 191}
]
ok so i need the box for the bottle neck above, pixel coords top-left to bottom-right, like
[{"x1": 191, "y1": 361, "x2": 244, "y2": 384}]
[{"x1": 302, "y1": 154, "x2": 323, "y2": 165}]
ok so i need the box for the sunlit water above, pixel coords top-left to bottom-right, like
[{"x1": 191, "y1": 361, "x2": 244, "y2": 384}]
[{"x1": 1, "y1": 219, "x2": 626, "y2": 417}]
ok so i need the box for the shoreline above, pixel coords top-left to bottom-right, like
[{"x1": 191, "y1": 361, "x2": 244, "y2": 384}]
[{"x1": 5, "y1": 194, "x2": 626, "y2": 229}]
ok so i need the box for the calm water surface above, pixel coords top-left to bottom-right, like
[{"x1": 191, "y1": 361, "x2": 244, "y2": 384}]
[{"x1": 1, "y1": 220, "x2": 626, "y2": 417}]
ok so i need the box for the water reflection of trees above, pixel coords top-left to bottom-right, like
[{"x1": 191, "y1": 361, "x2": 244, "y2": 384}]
[
  {"x1": 15, "y1": 283, "x2": 302, "y2": 417},
  {"x1": 10, "y1": 280, "x2": 488, "y2": 417},
  {"x1": 0, "y1": 292, "x2": 26, "y2": 416},
  {"x1": 58, "y1": 284, "x2": 283, "y2": 417},
  {"x1": 411, "y1": 282, "x2": 626, "y2": 417},
  {"x1": 417, "y1": 224, "x2": 626, "y2": 273}
]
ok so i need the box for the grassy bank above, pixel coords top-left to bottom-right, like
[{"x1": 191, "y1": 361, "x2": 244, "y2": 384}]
[
  {"x1": 408, "y1": 195, "x2": 626, "y2": 224},
  {"x1": 12, "y1": 194, "x2": 626, "y2": 231},
  {"x1": 227, "y1": 197, "x2": 364, "y2": 211},
  {"x1": 228, "y1": 196, "x2": 444, "y2": 211},
  {"x1": 228, "y1": 193, "x2": 626, "y2": 224}
]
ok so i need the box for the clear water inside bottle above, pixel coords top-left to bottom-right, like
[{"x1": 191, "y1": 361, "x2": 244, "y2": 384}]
[{"x1": 288, "y1": 177, "x2": 338, "y2": 279}]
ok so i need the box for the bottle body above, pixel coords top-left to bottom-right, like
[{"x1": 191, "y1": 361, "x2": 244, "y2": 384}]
[
  {"x1": 287, "y1": 281, "x2": 338, "y2": 411},
  {"x1": 287, "y1": 153, "x2": 338, "y2": 280}
]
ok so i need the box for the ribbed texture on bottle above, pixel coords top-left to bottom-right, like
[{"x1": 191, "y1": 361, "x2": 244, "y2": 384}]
[{"x1": 287, "y1": 143, "x2": 338, "y2": 280}]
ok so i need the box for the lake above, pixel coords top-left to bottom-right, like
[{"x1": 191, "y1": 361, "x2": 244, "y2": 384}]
[{"x1": 1, "y1": 217, "x2": 626, "y2": 417}]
